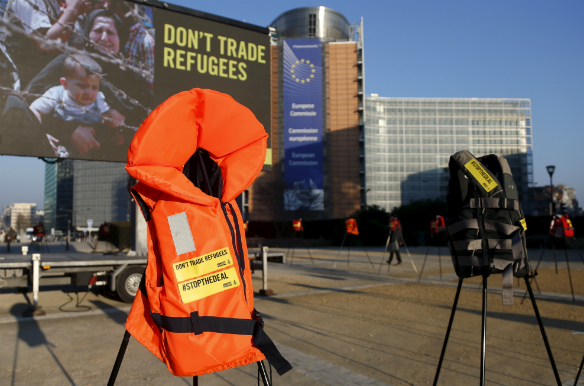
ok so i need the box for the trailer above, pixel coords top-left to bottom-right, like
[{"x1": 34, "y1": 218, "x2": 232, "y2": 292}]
[
  {"x1": 0, "y1": 247, "x2": 287, "y2": 310},
  {"x1": 0, "y1": 252, "x2": 147, "y2": 303}
]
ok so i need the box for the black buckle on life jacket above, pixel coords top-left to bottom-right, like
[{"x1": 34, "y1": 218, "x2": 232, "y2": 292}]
[
  {"x1": 190, "y1": 311, "x2": 205, "y2": 335},
  {"x1": 254, "y1": 308, "x2": 264, "y2": 327}
]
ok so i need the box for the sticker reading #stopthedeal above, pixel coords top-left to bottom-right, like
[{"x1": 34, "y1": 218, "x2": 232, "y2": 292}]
[
  {"x1": 464, "y1": 159, "x2": 498, "y2": 193},
  {"x1": 173, "y1": 247, "x2": 233, "y2": 283},
  {"x1": 178, "y1": 267, "x2": 240, "y2": 303}
]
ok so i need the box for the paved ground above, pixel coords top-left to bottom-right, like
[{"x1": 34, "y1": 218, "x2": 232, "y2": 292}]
[{"x1": 1, "y1": 245, "x2": 583, "y2": 385}]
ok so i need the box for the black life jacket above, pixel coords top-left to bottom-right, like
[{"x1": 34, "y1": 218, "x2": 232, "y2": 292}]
[{"x1": 446, "y1": 150, "x2": 530, "y2": 305}]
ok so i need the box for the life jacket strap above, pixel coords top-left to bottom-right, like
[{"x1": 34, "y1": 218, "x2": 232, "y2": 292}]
[
  {"x1": 130, "y1": 188, "x2": 151, "y2": 222},
  {"x1": 464, "y1": 198, "x2": 520, "y2": 211},
  {"x1": 148, "y1": 311, "x2": 292, "y2": 375},
  {"x1": 447, "y1": 219, "x2": 521, "y2": 236},
  {"x1": 451, "y1": 237, "x2": 524, "y2": 257}
]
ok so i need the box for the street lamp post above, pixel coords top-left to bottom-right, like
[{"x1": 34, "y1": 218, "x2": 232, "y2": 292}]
[{"x1": 546, "y1": 165, "x2": 555, "y2": 216}]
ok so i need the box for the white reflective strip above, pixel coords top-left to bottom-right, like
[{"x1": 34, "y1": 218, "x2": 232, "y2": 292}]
[{"x1": 167, "y1": 212, "x2": 196, "y2": 255}]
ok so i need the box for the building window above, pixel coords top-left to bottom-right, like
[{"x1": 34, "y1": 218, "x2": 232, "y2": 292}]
[{"x1": 308, "y1": 14, "x2": 316, "y2": 36}]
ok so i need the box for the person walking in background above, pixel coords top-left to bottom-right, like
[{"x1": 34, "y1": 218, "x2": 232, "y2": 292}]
[{"x1": 387, "y1": 215, "x2": 403, "y2": 265}]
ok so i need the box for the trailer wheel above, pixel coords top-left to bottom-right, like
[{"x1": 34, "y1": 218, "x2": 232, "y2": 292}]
[{"x1": 117, "y1": 266, "x2": 143, "y2": 303}]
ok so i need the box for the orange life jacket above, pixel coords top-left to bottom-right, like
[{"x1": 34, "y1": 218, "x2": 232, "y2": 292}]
[
  {"x1": 389, "y1": 218, "x2": 401, "y2": 232},
  {"x1": 292, "y1": 219, "x2": 303, "y2": 232},
  {"x1": 550, "y1": 215, "x2": 574, "y2": 238},
  {"x1": 430, "y1": 216, "x2": 445, "y2": 234},
  {"x1": 345, "y1": 218, "x2": 359, "y2": 235},
  {"x1": 125, "y1": 89, "x2": 291, "y2": 377},
  {"x1": 33, "y1": 224, "x2": 45, "y2": 237}
]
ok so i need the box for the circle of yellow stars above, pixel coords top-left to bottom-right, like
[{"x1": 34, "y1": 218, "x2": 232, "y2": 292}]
[{"x1": 290, "y1": 59, "x2": 316, "y2": 83}]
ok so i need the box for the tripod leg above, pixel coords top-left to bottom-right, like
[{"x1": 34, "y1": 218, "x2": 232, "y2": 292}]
[
  {"x1": 347, "y1": 243, "x2": 351, "y2": 266},
  {"x1": 521, "y1": 244, "x2": 546, "y2": 305},
  {"x1": 334, "y1": 233, "x2": 347, "y2": 269},
  {"x1": 258, "y1": 361, "x2": 272, "y2": 386},
  {"x1": 107, "y1": 330, "x2": 131, "y2": 386},
  {"x1": 378, "y1": 236, "x2": 390, "y2": 274},
  {"x1": 418, "y1": 245, "x2": 431, "y2": 283},
  {"x1": 302, "y1": 231, "x2": 314, "y2": 264},
  {"x1": 533, "y1": 276, "x2": 542, "y2": 295},
  {"x1": 574, "y1": 243, "x2": 584, "y2": 265},
  {"x1": 433, "y1": 279, "x2": 463, "y2": 386},
  {"x1": 574, "y1": 353, "x2": 584, "y2": 386},
  {"x1": 524, "y1": 277, "x2": 563, "y2": 386},
  {"x1": 480, "y1": 276, "x2": 487, "y2": 386},
  {"x1": 378, "y1": 248, "x2": 386, "y2": 275},
  {"x1": 551, "y1": 239, "x2": 558, "y2": 274},
  {"x1": 290, "y1": 234, "x2": 297, "y2": 265},
  {"x1": 360, "y1": 238, "x2": 375, "y2": 269},
  {"x1": 407, "y1": 249, "x2": 418, "y2": 273},
  {"x1": 565, "y1": 246, "x2": 576, "y2": 302},
  {"x1": 438, "y1": 246, "x2": 442, "y2": 280}
]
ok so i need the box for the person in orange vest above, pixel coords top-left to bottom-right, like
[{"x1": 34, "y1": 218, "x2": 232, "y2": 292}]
[{"x1": 387, "y1": 215, "x2": 403, "y2": 265}]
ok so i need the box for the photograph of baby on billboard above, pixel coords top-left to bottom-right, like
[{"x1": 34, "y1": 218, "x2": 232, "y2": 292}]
[{"x1": 0, "y1": 0, "x2": 154, "y2": 161}]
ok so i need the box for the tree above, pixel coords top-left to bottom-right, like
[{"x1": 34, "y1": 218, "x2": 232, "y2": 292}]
[{"x1": 15, "y1": 213, "x2": 25, "y2": 233}]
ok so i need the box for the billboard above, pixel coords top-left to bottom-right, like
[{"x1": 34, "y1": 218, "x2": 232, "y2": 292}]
[
  {"x1": 283, "y1": 38, "x2": 323, "y2": 211},
  {"x1": 0, "y1": 0, "x2": 270, "y2": 164}
]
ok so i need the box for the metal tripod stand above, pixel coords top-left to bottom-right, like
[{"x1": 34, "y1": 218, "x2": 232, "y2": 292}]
[
  {"x1": 333, "y1": 232, "x2": 375, "y2": 269},
  {"x1": 287, "y1": 230, "x2": 314, "y2": 265},
  {"x1": 433, "y1": 275, "x2": 562, "y2": 386},
  {"x1": 418, "y1": 233, "x2": 444, "y2": 282},
  {"x1": 550, "y1": 236, "x2": 584, "y2": 302},
  {"x1": 107, "y1": 331, "x2": 274, "y2": 386}
]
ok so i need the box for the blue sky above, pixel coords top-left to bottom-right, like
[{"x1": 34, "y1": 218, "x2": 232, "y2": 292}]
[{"x1": 1, "y1": 0, "x2": 582, "y2": 210}]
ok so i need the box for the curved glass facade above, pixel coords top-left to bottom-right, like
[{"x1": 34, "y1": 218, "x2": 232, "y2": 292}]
[{"x1": 270, "y1": 7, "x2": 352, "y2": 41}]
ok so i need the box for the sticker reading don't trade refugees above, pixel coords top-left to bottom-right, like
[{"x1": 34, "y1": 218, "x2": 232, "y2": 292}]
[
  {"x1": 173, "y1": 247, "x2": 233, "y2": 282},
  {"x1": 178, "y1": 267, "x2": 240, "y2": 303},
  {"x1": 464, "y1": 159, "x2": 498, "y2": 193}
]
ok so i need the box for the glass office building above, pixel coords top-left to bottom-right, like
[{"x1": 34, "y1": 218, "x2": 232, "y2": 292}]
[
  {"x1": 365, "y1": 96, "x2": 533, "y2": 211},
  {"x1": 44, "y1": 160, "x2": 130, "y2": 231},
  {"x1": 72, "y1": 161, "x2": 130, "y2": 228},
  {"x1": 44, "y1": 159, "x2": 74, "y2": 232}
]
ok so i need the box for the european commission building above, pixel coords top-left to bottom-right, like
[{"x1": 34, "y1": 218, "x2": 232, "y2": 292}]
[{"x1": 365, "y1": 96, "x2": 533, "y2": 212}]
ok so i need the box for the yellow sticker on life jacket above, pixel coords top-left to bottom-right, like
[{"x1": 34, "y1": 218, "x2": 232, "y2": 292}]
[
  {"x1": 173, "y1": 248, "x2": 233, "y2": 283},
  {"x1": 520, "y1": 218, "x2": 527, "y2": 231},
  {"x1": 464, "y1": 159, "x2": 498, "y2": 193},
  {"x1": 178, "y1": 267, "x2": 240, "y2": 303}
]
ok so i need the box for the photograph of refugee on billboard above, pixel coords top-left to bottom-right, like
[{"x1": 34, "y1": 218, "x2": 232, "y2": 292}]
[{"x1": 0, "y1": 0, "x2": 153, "y2": 161}]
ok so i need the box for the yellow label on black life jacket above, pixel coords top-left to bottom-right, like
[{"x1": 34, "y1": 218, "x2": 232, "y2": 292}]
[
  {"x1": 520, "y1": 218, "x2": 527, "y2": 231},
  {"x1": 178, "y1": 266, "x2": 240, "y2": 303},
  {"x1": 464, "y1": 159, "x2": 498, "y2": 193},
  {"x1": 173, "y1": 247, "x2": 233, "y2": 283}
]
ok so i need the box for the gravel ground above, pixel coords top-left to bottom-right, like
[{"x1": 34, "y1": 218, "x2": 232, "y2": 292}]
[{"x1": 1, "y1": 247, "x2": 583, "y2": 386}]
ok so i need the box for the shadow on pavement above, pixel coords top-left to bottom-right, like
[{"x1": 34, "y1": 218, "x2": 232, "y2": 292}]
[
  {"x1": 90, "y1": 299, "x2": 129, "y2": 325},
  {"x1": 9, "y1": 302, "x2": 76, "y2": 386},
  {"x1": 452, "y1": 305, "x2": 584, "y2": 332}
]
